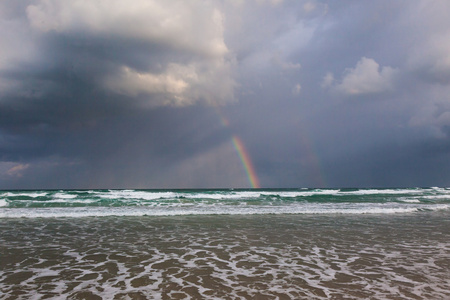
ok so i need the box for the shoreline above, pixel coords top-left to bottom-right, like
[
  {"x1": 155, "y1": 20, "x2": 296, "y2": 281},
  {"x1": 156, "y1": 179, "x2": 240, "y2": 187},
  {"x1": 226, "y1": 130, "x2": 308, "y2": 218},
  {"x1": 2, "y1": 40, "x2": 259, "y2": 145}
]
[{"x1": 1, "y1": 213, "x2": 449, "y2": 299}]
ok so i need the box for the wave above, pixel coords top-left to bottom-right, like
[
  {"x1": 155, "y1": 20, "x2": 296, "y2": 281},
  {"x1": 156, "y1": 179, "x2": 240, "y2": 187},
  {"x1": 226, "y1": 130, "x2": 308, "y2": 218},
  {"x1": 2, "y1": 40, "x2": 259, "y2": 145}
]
[
  {"x1": 1, "y1": 188, "x2": 449, "y2": 218},
  {"x1": 1, "y1": 187, "x2": 447, "y2": 198},
  {"x1": 0, "y1": 203, "x2": 448, "y2": 219}
]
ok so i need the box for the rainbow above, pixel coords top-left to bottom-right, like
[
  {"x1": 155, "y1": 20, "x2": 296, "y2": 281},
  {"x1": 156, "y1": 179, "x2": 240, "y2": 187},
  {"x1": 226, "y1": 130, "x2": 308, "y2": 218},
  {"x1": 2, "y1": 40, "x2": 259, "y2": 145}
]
[
  {"x1": 215, "y1": 106, "x2": 325, "y2": 188},
  {"x1": 232, "y1": 136, "x2": 261, "y2": 188},
  {"x1": 213, "y1": 106, "x2": 262, "y2": 188}
]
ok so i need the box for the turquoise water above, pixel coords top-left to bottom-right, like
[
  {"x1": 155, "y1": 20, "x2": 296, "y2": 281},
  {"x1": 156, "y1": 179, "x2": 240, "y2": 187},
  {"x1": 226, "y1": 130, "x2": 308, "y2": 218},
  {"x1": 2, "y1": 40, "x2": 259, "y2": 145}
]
[{"x1": 1, "y1": 188, "x2": 449, "y2": 218}]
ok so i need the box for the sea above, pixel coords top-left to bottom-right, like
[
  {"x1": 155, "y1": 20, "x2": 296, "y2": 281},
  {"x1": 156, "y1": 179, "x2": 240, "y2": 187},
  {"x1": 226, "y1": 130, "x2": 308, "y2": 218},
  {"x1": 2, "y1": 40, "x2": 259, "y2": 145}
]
[{"x1": 0, "y1": 188, "x2": 449, "y2": 299}]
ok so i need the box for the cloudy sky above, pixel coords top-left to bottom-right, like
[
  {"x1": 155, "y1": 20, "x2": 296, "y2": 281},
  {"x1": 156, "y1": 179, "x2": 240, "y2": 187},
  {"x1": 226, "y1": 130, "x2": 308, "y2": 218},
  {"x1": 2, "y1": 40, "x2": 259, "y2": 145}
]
[{"x1": 1, "y1": 0, "x2": 450, "y2": 189}]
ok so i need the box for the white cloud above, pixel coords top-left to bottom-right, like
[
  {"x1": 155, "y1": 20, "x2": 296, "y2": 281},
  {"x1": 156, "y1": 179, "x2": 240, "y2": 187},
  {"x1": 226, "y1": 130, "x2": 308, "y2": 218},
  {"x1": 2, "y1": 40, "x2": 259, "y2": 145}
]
[
  {"x1": 332, "y1": 57, "x2": 398, "y2": 96},
  {"x1": 104, "y1": 65, "x2": 189, "y2": 102},
  {"x1": 104, "y1": 60, "x2": 235, "y2": 106},
  {"x1": 22, "y1": 0, "x2": 235, "y2": 106}
]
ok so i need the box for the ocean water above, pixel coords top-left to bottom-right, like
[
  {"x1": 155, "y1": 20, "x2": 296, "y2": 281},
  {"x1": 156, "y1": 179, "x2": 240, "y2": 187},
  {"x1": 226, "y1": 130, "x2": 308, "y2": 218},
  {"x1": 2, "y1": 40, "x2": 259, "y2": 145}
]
[{"x1": 0, "y1": 188, "x2": 449, "y2": 299}]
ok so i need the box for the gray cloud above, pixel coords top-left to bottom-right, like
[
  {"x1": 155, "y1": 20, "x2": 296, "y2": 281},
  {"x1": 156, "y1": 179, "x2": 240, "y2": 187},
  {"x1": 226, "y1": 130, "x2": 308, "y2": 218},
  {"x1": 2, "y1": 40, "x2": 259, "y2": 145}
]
[
  {"x1": 3, "y1": 0, "x2": 235, "y2": 108},
  {"x1": 2, "y1": 0, "x2": 450, "y2": 188}
]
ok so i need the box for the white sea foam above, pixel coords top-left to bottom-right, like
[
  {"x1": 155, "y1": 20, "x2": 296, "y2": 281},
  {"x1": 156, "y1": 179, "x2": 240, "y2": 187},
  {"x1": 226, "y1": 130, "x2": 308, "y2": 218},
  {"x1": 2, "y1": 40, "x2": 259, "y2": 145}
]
[
  {"x1": 73, "y1": 188, "x2": 425, "y2": 202},
  {"x1": 260, "y1": 190, "x2": 341, "y2": 197},
  {"x1": 33, "y1": 199, "x2": 99, "y2": 204},
  {"x1": 2, "y1": 188, "x2": 450, "y2": 219},
  {"x1": 187, "y1": 191, "x2": 262, "y2": 199},
  {"x1": 185, "y1": 188, "x2": 427, "y2": 198},
  {"x1": 2, "y1": 214, "x2": 450, "y2": 300},
  {"x1": 98, "y1": 190, "x2": 178, "y2": 201},
  {"x1": 2, "y1": 188, "x2": 449, "y2": 204},
  {"x1": 421, "y1": 194, "x2": 450, "y2": 200},
  {"x1": 427, "y1": 204, "x2": 449, "y2": 211},
  {"x1": 1, "y1": 202, "x2": 446, "y2": 218},
  {"x1": 4, "y1": 192, "x2": 48, "y2": 198},
  {"x1": 53, "y1": 192, "x2": 77, "y2": 199},
  {"x1": 399, "y1": 198, "x2": 421, "y2": 203},
  {"x1": 337, "y1": 188, "x2": 422, "y2": 195}
]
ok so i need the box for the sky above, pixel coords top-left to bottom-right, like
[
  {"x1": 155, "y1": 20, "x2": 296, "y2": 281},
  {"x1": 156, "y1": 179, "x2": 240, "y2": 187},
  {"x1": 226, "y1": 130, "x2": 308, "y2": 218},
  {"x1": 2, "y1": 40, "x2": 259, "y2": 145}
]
[{"x1": 1, "y1": 0, "x2": 450, "y2": 189}]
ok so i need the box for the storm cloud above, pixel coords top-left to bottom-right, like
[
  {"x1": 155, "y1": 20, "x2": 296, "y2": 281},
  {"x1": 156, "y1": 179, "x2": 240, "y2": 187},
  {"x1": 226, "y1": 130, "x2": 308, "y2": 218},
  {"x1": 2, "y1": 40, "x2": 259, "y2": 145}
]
[{"x1": 1, "y1": 0, "x2": 450, "y2": 189}]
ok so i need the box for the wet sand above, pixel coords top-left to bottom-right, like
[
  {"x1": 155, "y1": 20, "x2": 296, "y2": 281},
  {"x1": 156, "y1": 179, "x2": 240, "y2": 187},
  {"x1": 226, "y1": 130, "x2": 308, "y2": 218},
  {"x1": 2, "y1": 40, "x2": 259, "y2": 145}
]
[{"x1": 1, "y1": 212, "x2": 449, "y2": 299}]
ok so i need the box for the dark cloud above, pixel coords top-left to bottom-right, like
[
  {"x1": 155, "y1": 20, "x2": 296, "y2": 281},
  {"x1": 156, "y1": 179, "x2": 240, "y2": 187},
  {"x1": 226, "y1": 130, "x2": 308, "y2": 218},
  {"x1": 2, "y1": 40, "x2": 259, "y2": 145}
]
[{"x1": 2, "y1": 0, "x2": 450, "y2": 189}]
